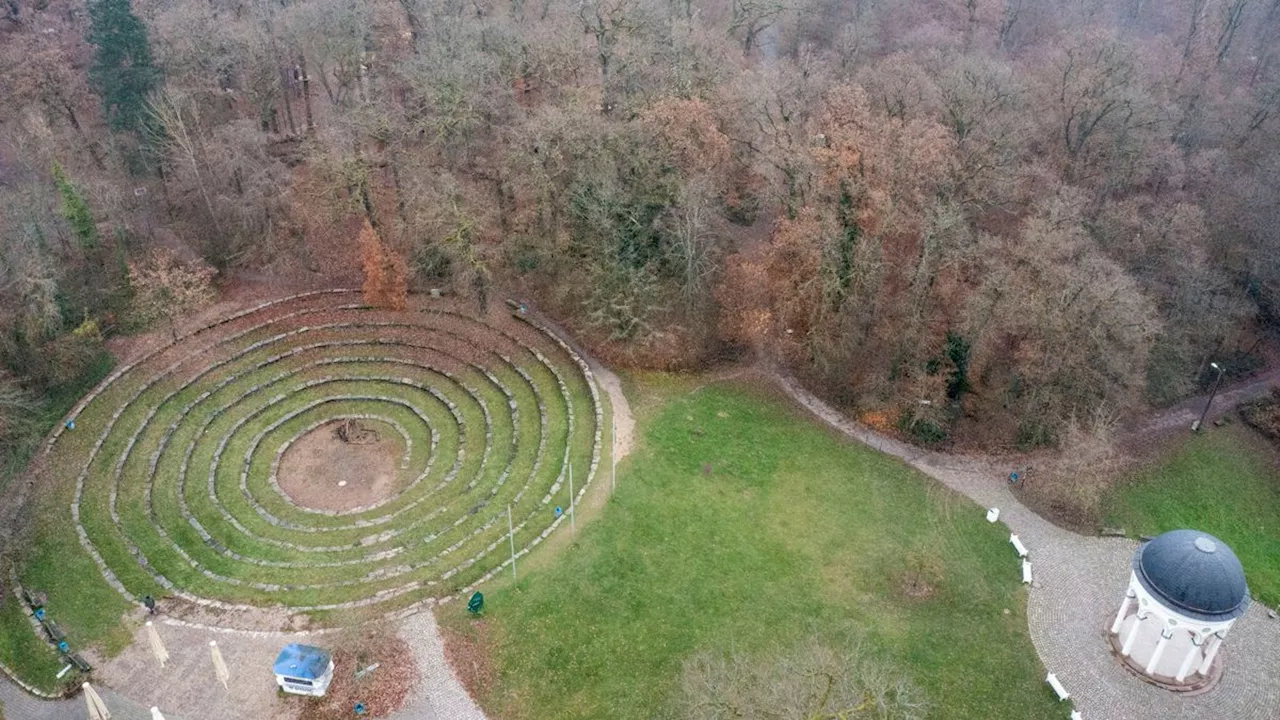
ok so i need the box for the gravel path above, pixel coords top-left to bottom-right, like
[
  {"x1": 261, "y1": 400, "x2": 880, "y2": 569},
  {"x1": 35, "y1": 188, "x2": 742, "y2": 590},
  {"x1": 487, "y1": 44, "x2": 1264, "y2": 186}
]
[
  {"x1": 386, "y1": 611, "x2": 487, "y2": 720},
  {"x1": 775, "y1": 374, "x2": 1280, "y2": 720},
  {"x1": 1129, "y1": 366, "x2": 1280, "y2": 439}
]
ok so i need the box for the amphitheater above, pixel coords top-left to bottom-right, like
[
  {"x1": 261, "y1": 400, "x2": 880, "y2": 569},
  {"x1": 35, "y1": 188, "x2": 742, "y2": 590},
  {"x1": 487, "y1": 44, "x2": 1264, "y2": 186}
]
[{"x1": 43, "y1": 289, "x2": 607, "y2": 631}]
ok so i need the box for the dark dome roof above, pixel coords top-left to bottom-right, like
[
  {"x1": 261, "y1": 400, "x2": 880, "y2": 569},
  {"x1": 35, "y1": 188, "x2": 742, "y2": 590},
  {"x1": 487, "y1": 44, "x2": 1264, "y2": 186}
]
[{"x1": 1132, "y1": 530, "x2": 1249, "y2": 622}]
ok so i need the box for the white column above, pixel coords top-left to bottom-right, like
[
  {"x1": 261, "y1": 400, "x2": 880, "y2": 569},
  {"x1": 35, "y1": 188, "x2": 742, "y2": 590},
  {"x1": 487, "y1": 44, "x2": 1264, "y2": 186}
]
[
  {"x1": 1121, "y1": 614, "x2": 1145, "y2": 656},
  {"x1": 1111, "y1": 592, "x2": 1134, "y2": 634},
  {"x1": 1145, "y1": 628, "x2": 1173, "y2": 675},
  {"x1": 1198, "y1": 634, "x2": 1223, "y2": 675},
  {"x1": 1175, "y1": 636, "x2": 1202, "y2": 682}
]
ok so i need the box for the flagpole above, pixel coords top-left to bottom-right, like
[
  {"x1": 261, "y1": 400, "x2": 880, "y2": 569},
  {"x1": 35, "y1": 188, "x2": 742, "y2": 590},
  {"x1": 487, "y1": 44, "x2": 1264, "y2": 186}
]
[
  {"x1": 611, "y1": 414, "x2": 616, "y2": 494},
  {"x1": 569, "y1": 461, "x2": 576, "y2": 537}
]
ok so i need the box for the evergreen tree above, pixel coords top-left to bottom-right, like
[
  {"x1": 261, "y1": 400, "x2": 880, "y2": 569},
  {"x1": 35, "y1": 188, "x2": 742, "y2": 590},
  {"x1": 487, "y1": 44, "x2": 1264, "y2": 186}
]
[
  {"x1": 52, "y1": 162, "x2": 100, "y2": 250},
  {"x1": 86, "y1": 0, "x2": 159, "y2": 135}
]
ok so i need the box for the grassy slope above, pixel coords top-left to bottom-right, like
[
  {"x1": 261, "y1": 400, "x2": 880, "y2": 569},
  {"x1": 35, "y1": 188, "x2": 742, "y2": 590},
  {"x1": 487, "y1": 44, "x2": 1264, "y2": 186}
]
[
  {"x1": 0, "y1": 598, "x2": 67, "y2": 692},
  {"x1": 442, "y1": 378, "x2": 1060, "y2": 719},
  {"x1": 1104, "y1": 424, "x2": 1280, "y2": 607},
  {"x1": 0, "y1": 352, "x2": 115, "y2": 695}
]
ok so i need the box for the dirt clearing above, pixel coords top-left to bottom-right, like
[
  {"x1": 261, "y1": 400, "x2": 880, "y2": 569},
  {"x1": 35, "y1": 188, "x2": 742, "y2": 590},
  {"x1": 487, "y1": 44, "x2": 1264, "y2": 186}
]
[{"x1": 277, "y1": 419, "x2": 408, "y2": 513}]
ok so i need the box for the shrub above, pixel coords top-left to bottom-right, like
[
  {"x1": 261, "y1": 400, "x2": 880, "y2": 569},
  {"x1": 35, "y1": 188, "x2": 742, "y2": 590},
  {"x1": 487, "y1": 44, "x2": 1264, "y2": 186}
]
[
  {"x1": 1239, "y1": 388, "x2": 1280, "y2": 442},
  {"x1": 1014, "y1": 421, "x2": 1055, "y2": 450},
  {"x1": 680, "y1": 636, "x2": 928, "y2": 720},
  {"x1": 900, "y1": 414, "x2": 948, "y2": 446}
]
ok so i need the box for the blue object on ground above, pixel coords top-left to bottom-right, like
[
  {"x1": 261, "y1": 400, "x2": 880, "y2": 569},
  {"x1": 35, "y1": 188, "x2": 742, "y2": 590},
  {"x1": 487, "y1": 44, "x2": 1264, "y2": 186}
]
[{"x1": 355, "y1": 702, "x2": 367, "y2": 715}]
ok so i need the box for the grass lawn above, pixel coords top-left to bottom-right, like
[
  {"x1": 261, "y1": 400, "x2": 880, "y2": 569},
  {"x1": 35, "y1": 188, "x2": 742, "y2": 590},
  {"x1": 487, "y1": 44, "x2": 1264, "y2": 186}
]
[
  {"x1": 1104, "y1": 423, "x2": 1280, "y2": 608},
  {"x1": 440, "y1": 377, "x2": 1060, "y2": 719},
  {"x1": 0, "y1": 352, "x2": 114, "y2": 694},
  {"x1": 0, "y1": 589, "x2": 70, "y2": 695}
]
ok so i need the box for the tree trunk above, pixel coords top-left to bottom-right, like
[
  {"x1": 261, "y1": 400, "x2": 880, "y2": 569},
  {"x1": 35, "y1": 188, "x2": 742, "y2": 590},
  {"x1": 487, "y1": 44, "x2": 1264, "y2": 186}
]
[
  {"x1": 397, "y1": 0, "x2": 423, "y2": 49},
  {"x1": 298, "y1": 54, "x2": 316, "y2": 132},
  {"x1": 388, "y1": 149, "x2": 410, "y2": 232},
  {"x1": 281, "y1": 66, "x2": 297, "y2": 135}
]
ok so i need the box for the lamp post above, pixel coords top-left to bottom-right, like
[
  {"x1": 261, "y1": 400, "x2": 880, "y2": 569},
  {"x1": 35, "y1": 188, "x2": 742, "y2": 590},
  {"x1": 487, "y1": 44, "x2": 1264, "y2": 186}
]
[{"x1": 1191, "y1": 362, "x2": 1225, "y2": 432}]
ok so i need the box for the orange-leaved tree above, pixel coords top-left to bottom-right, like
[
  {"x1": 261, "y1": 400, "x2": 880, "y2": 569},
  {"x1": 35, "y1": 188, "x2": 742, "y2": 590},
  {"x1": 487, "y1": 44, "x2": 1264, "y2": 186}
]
[{"x1": 358, "y1": 220, "x2": 407, "y2": 310}]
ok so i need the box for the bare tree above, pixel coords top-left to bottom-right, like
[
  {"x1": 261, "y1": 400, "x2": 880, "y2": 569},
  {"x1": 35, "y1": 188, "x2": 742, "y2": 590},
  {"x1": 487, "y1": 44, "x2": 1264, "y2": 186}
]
[
  {"x1": 147, "y1": 88, "x2": 224, "y2": 239},
  {"x1": 1215, "y1": 0, "x2": 1249, "y2": 65},
  {"x1": 659, "y1": 177, "x2": 723, "y2": 316},
  {"x1": 578, "y1": 0, "x2": 645, "y2": 114},
  {"x1": 127, "y1": 247, "x2": 217, "y2": 341},
  {"x1": 965, "y1": 191, "x2": 1158, "y2": 433},
  {"x1": 285, "y1": 0, "x2": 372, "y2": 106},
  {"x1": 730, "y1": 0, "x2": 786, "y2": 56}
]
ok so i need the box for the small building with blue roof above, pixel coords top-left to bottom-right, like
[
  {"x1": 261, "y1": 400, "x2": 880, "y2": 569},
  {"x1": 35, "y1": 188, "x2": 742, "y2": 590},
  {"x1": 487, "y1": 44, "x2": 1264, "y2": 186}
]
[{"x1": 273, "y1": 643, "x2": 335, "y2": 697}]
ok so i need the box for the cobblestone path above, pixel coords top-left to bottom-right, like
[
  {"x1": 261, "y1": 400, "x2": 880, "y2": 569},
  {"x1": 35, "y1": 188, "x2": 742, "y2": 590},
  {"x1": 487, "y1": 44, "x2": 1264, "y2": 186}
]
[{"x1": 776, "y1": 374, "x2": 1280, "y2": 720}]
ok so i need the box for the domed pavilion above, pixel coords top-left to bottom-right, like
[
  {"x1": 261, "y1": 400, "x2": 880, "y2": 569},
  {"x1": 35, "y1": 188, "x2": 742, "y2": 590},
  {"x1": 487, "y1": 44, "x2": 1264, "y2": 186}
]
[{"x1": 1109, "y1": 529, "x2": 1250, "y2": 689}]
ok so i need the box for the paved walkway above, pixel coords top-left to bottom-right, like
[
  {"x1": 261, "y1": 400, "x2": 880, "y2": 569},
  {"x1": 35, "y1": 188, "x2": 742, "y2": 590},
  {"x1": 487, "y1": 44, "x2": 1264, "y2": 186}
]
[
  {"x1": 0, "y1": 608, "x2": 490, "y2": 720},
  {"x1": 387, "y1": 611, "x2": 487, "y2": 720},
  {"x1": 0, "y1": 681, "x2": 154, "y2": 720},
  {"x1": 775, "y1": 374, "x2": 1280, "y2": 720},
  {"x1": 93, "y1": 620, "x2": 305, "y2": 720}
]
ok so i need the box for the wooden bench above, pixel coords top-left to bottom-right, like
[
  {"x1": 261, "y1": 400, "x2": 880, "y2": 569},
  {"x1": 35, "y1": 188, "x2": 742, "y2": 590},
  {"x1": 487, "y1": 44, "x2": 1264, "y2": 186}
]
[
  {"x1": 21, "y1": 588, "x2": 46, "y2": 610},
  {"x1": 64, "y1": 653, "x2": 92, "y2": 673},
  {"x1": 40, "y1": 619, "x2": 66, "y2": 643}
]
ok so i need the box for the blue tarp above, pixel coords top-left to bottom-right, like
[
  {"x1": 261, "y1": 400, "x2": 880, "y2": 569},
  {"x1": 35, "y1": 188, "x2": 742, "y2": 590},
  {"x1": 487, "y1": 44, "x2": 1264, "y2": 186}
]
[{"x1": 273, "y1": 644, "x2": 332, "y2": 680}]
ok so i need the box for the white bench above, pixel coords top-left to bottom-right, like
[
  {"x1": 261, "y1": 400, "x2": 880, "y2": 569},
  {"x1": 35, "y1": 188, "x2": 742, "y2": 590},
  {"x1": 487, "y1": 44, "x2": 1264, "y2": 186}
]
[
  {"x1": 986, "y1": 507, "x2": 1000, "y2": 523},
  {"x1": 1022, "y1": 560, "x2": 1033, "y2": 584},
  {"x1": 1046, "y1": 673, "x2": 1070, "y2": 701},
  {"x1": 1010, "y1": 533, "x2": 1028, "y2": 557}
]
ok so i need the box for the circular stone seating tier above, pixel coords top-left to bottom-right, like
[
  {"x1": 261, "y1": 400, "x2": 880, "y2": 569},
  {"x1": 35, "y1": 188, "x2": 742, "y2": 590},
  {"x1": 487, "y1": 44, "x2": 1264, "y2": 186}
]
[{"x1": 47, "y1": 291, "x2": 604, "y2": 626}]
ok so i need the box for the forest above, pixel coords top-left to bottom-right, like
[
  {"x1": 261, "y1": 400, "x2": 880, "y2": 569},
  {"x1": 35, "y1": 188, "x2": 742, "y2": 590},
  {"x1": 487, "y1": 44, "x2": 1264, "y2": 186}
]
[{"x1": 2, "y1": 0, "x2": 1280, "y2": 464}]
